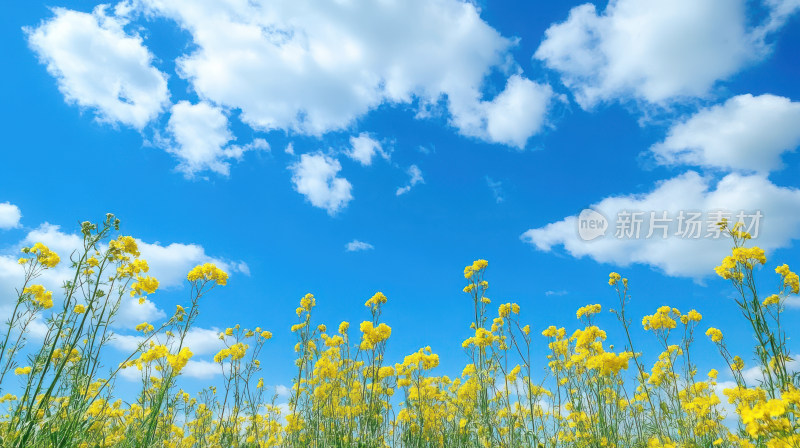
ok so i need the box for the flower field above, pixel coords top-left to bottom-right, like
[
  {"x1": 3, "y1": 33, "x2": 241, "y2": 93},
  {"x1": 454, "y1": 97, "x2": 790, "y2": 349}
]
[{"x1": 0, "y1": 215, "x2": 797, "y2": 448}]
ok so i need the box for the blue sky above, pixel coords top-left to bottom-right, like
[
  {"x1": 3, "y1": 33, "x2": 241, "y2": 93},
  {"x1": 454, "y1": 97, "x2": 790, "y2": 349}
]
[{"x1": 2, "y1": 0, "x2": 800, "y2": 394}]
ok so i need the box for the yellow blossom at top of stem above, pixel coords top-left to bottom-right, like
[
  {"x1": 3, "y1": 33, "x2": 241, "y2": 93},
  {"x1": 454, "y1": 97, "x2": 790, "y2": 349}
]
[
  {"x1": 609, "y1": 272, "x2": 621, "y2": 286},
  {"x1": 497, "y1": 302, "x2": 520, "y2": 318},
  {"x1": 135, "y1": 322, "x2": 155, "y2": 334},
  {"x1": 14, "y1": 366, "x2": 32, "y2": 375},
  {"x1": 299, "y1": 293, "x2": 315, "y2": 311},
  {"x1": 167, "y1": 347, "x2": 193, "y2": 373},
  {"x1": 541, "y1": 326, "x2": 565, "y2": 339},
  {"x1": 680, "y1": 309, "x2": 702, "y2": 324},
  {"x1": 140, "y1": 345, "x2": 169, "y2": 364},
  {"x1": 714, "y1": 256, "x2": 740, "y2": 280},
  {"x1": 22, "y1": 242, "x2": 60, "y2": 268},
  {"x1": 23, "y1": 285, "x2": 53, "y2": 309},
  {"x1": 576, "y1": 304, "x2": 601, "y2": 319},
  {"x1": 642, "y1": 306, "x2": 679, "y2": 331},
  {"x1": 109, "y1": 236, "x2": 140, "y2": 258},
  {"x1": 117, "y1": 259, "x2": 149, "y2": 278},
  {"x1": 187, "y1": 263, "x2": 228, "y2": 286},
  {"x1": 464, "y1": 259, "x2": 488, "y2": 278},
  {"x1": 73, "y1": 304, "x2": 86, "y2": 314},
  {"x1": 338, "y1": 321, "x2": 349, "y2": 334},
  {"x1": 762, "y1": 294, "x2": 781, "y2": 306},
  {"x1": 585, "y1": 351, "x2": 633, "y2": 376},
  {"x1": 359, "y1": 321, "x2": 392, "y2": 349},
  {"x1": 775, "y1": 264, "x2": 799, "y2": 294},
  {"x1": 130, "y1": 275, "x2": 159, "y2": 297},
  {"x1": 705, "y1": 327, "x2": 723, "y2": 343},
  {"x1": 732, "y1": 246, "x2": 766, "y2": 265},
  {"x1": 365, "y1": 292, "x2": 388, "y2": 308}
]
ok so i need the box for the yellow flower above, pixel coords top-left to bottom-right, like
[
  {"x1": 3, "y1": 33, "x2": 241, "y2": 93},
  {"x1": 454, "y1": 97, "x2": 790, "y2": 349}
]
[
  {"x1": 24, "y1": 242, "x2": 60, "y2": 268},
  {"x1": 576, "y1": 304, "x2": 601, "y2": 319},
  {"x1": 681, "y1": 309, "x2": 702, "y2": 324},
  {"x1": 14, "y1": 366, "x2": 32, "y2": 375},
  {"x1": 608, "y1": 272, "x2": 621, "y2": 286},
  {"x1": 109, "y1": 236, "x2": 140, "y2": 257},
  {"x1": 166, "y1": 347, "x2": 193, "y2": 373},
  {"x1": 186, "y1": 263, "x2": 228, "y2": 286},
  {"x1": 23, "y1": 285, "x2": 53, "y2": 309},
  {"x1": 762, "y1": 294, "x2": 780, "y2": 306},
  {"x1": 135, "y1": 322, "x2": 154, "y2": 334},
  {"x1": 775, "y1": 264, "x2": 800, "y2": 294},
  {"x1": 642, "y1": 306, "x2": 679, "y2": 331},
  {"x1": 130, "y1": 275, "x2": 159, "y2": 297},
  {"x1": 73, "y1": 304, "x2": 86, "y2": 314},
  {"x1": 365, "y1": 292, "x2": 388, "y2": 308},
  {"x1": 705, "y1": 327, "x2": 723, "y2": 343},
  {"x1": 299, "y1": 293, "x2": 315, "y2": 311}
]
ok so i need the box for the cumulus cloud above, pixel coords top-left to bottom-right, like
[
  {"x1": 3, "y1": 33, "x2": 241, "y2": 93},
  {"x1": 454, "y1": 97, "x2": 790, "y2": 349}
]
[
  {"x1": 137, "y1": 240, "x2": 249, "y2": 289},
  {"x1": 345, "y1": 240, "x2": 374, "y2": 252},
  {"x1": 110, "y1": 325, "x2": 226, "y2": 355},
  {"x1": 25, "y1": 5, "x2": 169, "y2": 129},
  {"x1": 115, "y1": 297, "x2": 166, "y2": 328},
  {"x1": 289, "y1": 153, "x2": 353, "y2": 215},
  {"x1": 181, "y1": 360, "x2": 221, "y2": 379},
  {"x1": 346, "y1": 133, "x2": 389, "y2": 166},
  {"x1": 131, "y1": 0, "x2": 552, "y2": 145},
  {"x1": 535, "y1": 0, "x2": 799, "y2": 108},
  {"x1": 396, "y1": 165, "x2": 424, "y2": 196},
  {"x1": 521, "y1": 172, "x2": 800, "y2": 278},
  {"x1": 0, "y1": 203, "x2": 22, "y2": 230},
  {"x1": 650, "y1": 94, "x2": 800, "y2": 173},
  {"x1": 481, "y1": 76, "x2": 553, "y2": 148},
  {"x1": 165, "y1": 101, "x2": 269, "y2": 177}
]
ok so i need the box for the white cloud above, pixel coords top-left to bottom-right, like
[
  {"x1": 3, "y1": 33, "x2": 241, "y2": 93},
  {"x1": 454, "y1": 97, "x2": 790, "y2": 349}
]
[
  {"x1": 346, "y1": 133, "x2": 388, "y2": 166},
  {"x1": 115, "y1": 297, "x2": 166, "y2": 328},
  {"x1": 274, "y1": 384, "x2": 291, "y2": 397},
  {"x1": 0, "y1": 203, "x2": 22, "y2": 230},
  {"x1": 289, "y1": 153, "x2": 353, "y2": 215},
  {"x1": 521, "y1": 172, "x2": 800, "y2": 278},
  {"x1": 345, "y1": 240, "x2": 374, "y2": 252},
  {"x1": 165, "y1": 101, "x2": 269, "y2": 177},
  {"x1": 396, "y1": 165, "x2": 424, "y2": 196},
  {"x1": 25, "y1": 5, "x2": 169, "y2": 129},
  {"x1": 131, "y1": 0, "x2": 552, "y2": 145},
  {"x1": 650, "y1": 94, "x2": 800, "y2": 173},
  {"x1": 137, "y1": 240, "x2": 248, "y2": 289},
  {"x1": 181, "y1": 360, "x2": 221, "y2": 379},
  {"x1": 482, "y1": 75, "x2": 553, "y2": 148},
  {"x1": 486, "y1": 177, "x2": 504, "y2": 203},
  {"x1": 110, "y1": 326, "x2": 226, "y2": 355},
  {"x1": 535, "y1": 0, "x2": 798, "y2": 108},
  {"x1": 545, "y1": 290, "x2": 568, "y2": 296},
  {"x1": 178, "y1": 327, "x2": 227, "y2": 356}
]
